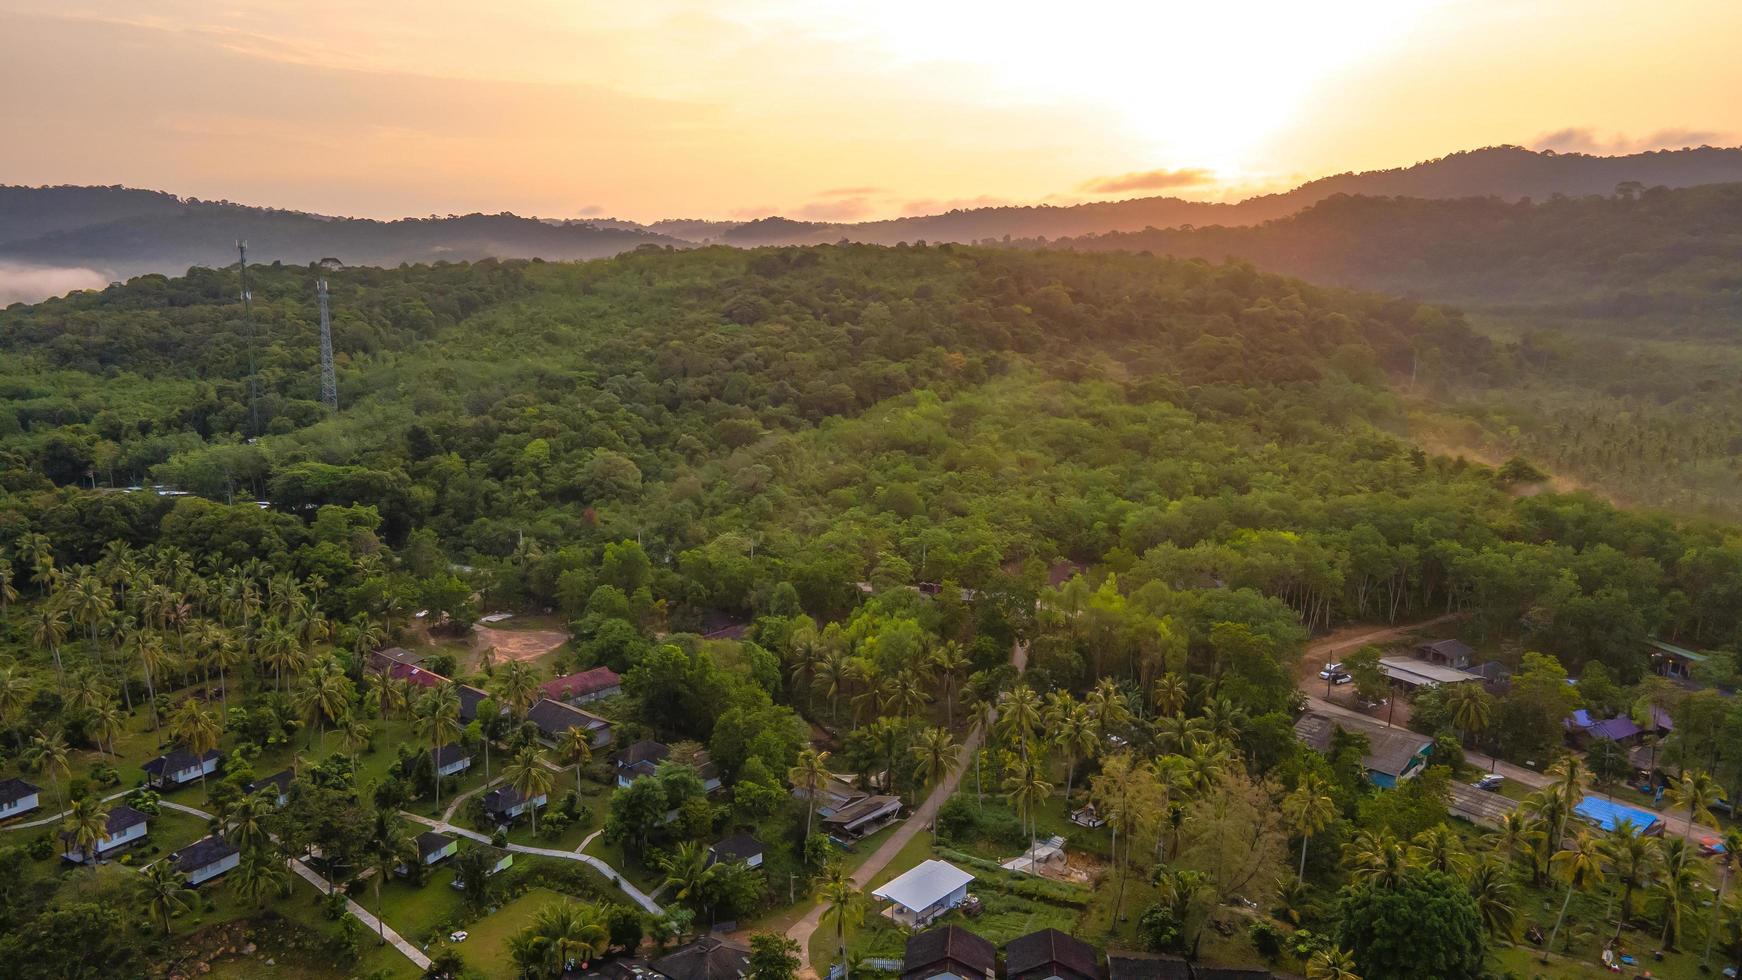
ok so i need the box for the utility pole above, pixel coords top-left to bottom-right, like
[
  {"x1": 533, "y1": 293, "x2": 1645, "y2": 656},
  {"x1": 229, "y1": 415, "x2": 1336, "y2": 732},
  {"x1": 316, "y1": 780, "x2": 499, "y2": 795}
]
[
  {"x1": 316, "y1": 279, "x2": 338, "y2": 411},
  {"x1": 239, "y1": 241, "x2": 259, "y2": 435}
]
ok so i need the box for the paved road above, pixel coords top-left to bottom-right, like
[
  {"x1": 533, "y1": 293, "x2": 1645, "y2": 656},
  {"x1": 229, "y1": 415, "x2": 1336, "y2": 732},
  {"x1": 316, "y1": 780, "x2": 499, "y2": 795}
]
[
  {"x1": 399, "y1": 812, "x2": 664, "y2": 914},
  {"x1": 785, "y1": 635, "x2": 1026, "y2": 979},
  {"x1": 1296, "y1": 619, "x2": 1720, "y2": 840}
]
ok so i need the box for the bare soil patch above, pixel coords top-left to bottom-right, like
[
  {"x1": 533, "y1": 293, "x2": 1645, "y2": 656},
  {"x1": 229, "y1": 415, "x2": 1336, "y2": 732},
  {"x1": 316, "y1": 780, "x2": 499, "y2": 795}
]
[{"x1": 473, "y1": 624, "x2": 567, "y2": 663}]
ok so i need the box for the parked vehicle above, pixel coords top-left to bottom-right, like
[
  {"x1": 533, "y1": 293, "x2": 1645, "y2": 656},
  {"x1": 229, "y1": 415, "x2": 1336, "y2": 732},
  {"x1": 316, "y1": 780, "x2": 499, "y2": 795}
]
[
  {"x1": 1475, "y1": 774, "x2": 1505, "y2": 792},
  {"x1": 1318, "y1": 663, "x2": 1344, "y2": 680}
]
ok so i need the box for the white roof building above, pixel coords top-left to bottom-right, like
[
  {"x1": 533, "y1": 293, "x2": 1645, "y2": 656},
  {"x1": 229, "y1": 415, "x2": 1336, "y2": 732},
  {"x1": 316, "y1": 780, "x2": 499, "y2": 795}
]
[
  {"x1": 1379, "y1": 657, "x2": 1481, "y2": 688},
  {"x1": 872, "y1": 859, "x2": 975, "y2": 928}
]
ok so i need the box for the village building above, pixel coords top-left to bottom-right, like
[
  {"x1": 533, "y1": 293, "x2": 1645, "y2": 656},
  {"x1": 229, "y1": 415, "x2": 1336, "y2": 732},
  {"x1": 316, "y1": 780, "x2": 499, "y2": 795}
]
[
  {"x1": 61, "y1": 805, "x2": 149, "y2": 862},
  {"x1": 1647, "y1": 638, "x2": 1707, "y2": 680},
  {"x1": 901, "y1": 925, "x2": 997, "y2": 980},
  {"x1": 873, "y1": 859, "x2": 975, "y2": 928},
  {"x1": 1293, "y1": 711, "x2": 1433, "y2": 789},
  {"x1": 823, "y1": 793, "x2": 903, "y2": 839},
  {"x1": 169, "y1": 834, "x2": 241, "y2": 885},
  {"x1": 1006, "y1": 929, "x2": 1100, "y2": 980},
  {"x1": 414, "y1": 831, "x2": 459, "y2": 866},
  {"x1": 0, "y1": 777, "x2": 42, "y2": 819},
  {"x1": 707, "y1": 832, "x2": 765, "y2": 869},
  {"x1": 248, "y1": 769, "x2": 295, "y2": 806},
  {"x1": 539, "y1": 666, "x2": 622, "y2": 705},
  {"x1": 526, "y1": 697, "x2": 614, "y2": 749},
  {"x1": 483, "y1": 784, "x2": 548, "y2": 824},
  {"x1": 1377, "y1": 656, "x2": 1481, "y2": 692},
  {"x1": 457, "y1": 684, "x2": 492, "y2": 723},
  {"x1": 143, "y1": 747, "x2": 222, "y2": 789},
  {"x1": 793, "y1": 773, "x2": 867, "y2": 818},
  {"x1": 1414, "y1": 638, "x2": 1474, "y2": 670},
  {"x1": 613, "y1": 739, "x2": 722, "y2": 791},
  {"x1": 1107, "y1": 952, "x2": 1195, "y2": 980},
  {"x1": 432, "y1": 743, "x2": 473, "y2": 777}
]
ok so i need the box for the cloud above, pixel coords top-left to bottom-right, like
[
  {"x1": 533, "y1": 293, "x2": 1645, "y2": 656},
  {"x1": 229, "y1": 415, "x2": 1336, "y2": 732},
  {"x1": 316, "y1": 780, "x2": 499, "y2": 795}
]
[
  {"x1": 0, "y1": 263, "x2": 111, "y2": 306},
  {"x1": 794, "y1": 197, "x2": 874, "y2": 221},
  {"x1": 1533, "y1": 127, "x2": 1731, "y2": 154},
  {"x1": 575, "y1": 204, "x2": 606, "y2": 217},
  {"x1": 815, "y1": 185, "x2": 885, "y2": 197},
  {"x1": 1080, "y1": 167, "x2": 1216, "y2": 194},
  {"x1": 897, "y1": 194, "x2": 1010, "y2": 216}
]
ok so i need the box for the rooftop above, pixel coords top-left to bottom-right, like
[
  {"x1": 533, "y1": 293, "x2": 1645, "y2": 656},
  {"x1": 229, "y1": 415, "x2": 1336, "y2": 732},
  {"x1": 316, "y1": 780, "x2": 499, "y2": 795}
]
[
  {"x1": 649, "y1": 937, "x2": 750, "y2": 980},
  {"x1": 142, "y1": 747, "x2": 222, "y2": 776},
  {"x1": 1006, "y1": 928, "x2": 1099, "y2": 980},
  {"x1": 903, "y1": 926, "x2": 996, "y2": 980},
  {"x1": 527, "y1": 697, "x2": 610, "y2": 737},
  {"x1": 1378, "y1": 656, "x2": 1482, "y2": 686},
  {"x1": 540, "y1": 666, "x2": 622, "y2": 701},
  {"x1": 0, "y1": 776, "x2": 41, "y2": 806},
  {"x1": 1293, "y1": 712, "x2": 1432, "y2": 777},
  {"x1": 170, "y1": 834, "x2": 238, "y2": 871},
  {"x1": 873, "y1": 859, "x2": 975, "y2": 913},
  {"x1": 709, "y1": 832, "x2": 764, "y2": 864},
  {"x1": 416, "y1": 830, "x2": 455, "y2": 857}
]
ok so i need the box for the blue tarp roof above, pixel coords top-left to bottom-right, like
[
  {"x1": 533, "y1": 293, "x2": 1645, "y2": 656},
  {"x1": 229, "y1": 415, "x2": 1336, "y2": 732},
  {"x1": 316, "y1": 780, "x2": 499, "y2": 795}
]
[{"x1": 1575, "y1": 796, "x2": 1663, "y2": 835}]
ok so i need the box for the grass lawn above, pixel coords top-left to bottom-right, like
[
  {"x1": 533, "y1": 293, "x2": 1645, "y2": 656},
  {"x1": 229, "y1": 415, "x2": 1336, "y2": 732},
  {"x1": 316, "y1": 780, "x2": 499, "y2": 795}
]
[
  {"x1": 454, "y1": 886, "x2": 569, "y2": 980},
  {"x1": 370, "y1": 862, "x2": 469, "y2": 949}
]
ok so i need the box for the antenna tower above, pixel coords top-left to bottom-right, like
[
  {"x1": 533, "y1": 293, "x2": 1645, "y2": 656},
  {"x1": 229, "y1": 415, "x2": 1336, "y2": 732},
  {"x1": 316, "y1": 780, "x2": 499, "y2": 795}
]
[
  {"x1": 238, "y1": 240, "x2": 259, "y2": 434},
  {"x1": 316, "y1": 279, "x2": 338, "y2": 411}
]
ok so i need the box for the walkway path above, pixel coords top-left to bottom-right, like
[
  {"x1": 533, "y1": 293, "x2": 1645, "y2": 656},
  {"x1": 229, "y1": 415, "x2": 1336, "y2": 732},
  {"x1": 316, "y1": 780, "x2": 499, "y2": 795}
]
[
  {"x1": 7, "y1": 787, "x2": 133, "y2": 828},
  {"x1": 398, "y1": 812, "x2": 664, "y2": 914},
  {"x1": 289, "y1": 857, "x2": 433, "y2": 970},
  {"x1": 785, "y1": 633, "x2": 1027, "y2": 979}
]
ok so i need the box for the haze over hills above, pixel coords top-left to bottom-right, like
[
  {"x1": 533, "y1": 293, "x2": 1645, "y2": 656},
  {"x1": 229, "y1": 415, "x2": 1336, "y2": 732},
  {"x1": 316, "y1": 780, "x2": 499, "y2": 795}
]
[{"x1": 5, "y1": 144, "x2": 1742, "y2": 304}]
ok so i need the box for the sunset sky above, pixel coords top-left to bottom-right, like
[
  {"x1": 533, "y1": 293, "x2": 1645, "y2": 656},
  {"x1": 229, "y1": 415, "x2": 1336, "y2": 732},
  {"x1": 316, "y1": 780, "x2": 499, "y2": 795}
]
[{"x1": 3, "y1": 0, "x2": 1739, "y2": 223}]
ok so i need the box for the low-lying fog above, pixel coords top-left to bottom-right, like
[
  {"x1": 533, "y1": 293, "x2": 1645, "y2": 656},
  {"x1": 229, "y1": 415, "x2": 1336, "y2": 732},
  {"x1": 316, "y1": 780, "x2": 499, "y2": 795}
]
[{"x1": 0, "y1": 262, "x2": 110, "y2": 306}]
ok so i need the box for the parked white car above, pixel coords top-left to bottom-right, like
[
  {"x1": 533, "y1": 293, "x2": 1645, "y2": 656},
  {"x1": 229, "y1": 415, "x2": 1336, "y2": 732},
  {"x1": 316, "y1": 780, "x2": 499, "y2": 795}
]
[
  {"x1": 1317, "y1": 663, "x2": 1344, "y2": 680},
  {"x1": 449, "y1": 931, "x2": 469, "y2": 943}
]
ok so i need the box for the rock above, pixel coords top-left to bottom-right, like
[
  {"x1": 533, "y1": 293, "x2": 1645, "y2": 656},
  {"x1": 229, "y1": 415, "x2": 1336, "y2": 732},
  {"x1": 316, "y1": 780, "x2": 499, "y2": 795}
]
[
  {"x1": 197, "y1": 963, "x2": 211, "y2": 974},
  {"x1": 242, "y1": 943, "x2": 257, "y2": 955}
]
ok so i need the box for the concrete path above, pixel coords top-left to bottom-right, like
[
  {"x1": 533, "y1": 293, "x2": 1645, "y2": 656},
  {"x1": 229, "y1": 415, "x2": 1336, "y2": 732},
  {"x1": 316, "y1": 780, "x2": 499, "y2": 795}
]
[
  {"x1": 442, "y1": 774, "x2": 502, "y2": 823},
  {"x1": 290, "y1": 856, "x2": 432, "y2": 971},
  {"x1": 6, "y1": 788, "x2": 132, "y2": 828},
  {"x1": 399, "y1": 812, "x2": 664, "y2": 914}
]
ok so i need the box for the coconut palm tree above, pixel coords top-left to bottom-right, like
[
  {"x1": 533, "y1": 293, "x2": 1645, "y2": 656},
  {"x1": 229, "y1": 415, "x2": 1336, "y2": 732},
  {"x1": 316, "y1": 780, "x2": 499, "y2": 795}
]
[
  {"x1": 556, "y1": 725, "x2": 594, "y2": 791},
  {"x1": 789, "y1": 748, "x2": 833, "y2": 842},
  {"x1": 659, "y1": 841, "x2": 718, "y2": 916},
  {"x1": 32, "y1": 602, "x2": 69, "y2": 683},
  {"x1": 1410, "y1": 826, "x2": 1473, "y2": 879},
  {"x1": 1668, "y1": 769, "x2": 1720, "y2": 842},
  {"x1": 1466, "y1": 861, "x2": 1518, "y2": 941},
  {"x1": 18, "y1": 531, "x2": 55, "y2": 594},
  {"x1": 0, "y1": 553, "x2": 17, "y2": 613},
  {"x1": 89, "y1": 697, "x2": 125, "y2": 757},
  {"x1": 1003, "y1": 756, "x2": 1053, "y2": 857},
  {"x1": 1306, "y1": 948, "x2": 1361, "y2": 980},
  {"x1": 811, "y1": 652, "x2": 850, "y2": 725},
  {"x1": 1545, "y1": 756, "x2": 1588, "y2": 847},
  {"x1": 818, "y1": 864, "x2": 862, "y2": 980},
  {"x1": 227, "y1": 792, "x2": 275, "y2": 855},
  {"x1": 1048, "y1": 696, "x2": 1098, "y2": 806},
  {"x1": 125, "y1": 628, "x2": 166, "y2": 730},
  {"x1": 203, "y1": 626, "x2": 242, "y2": 710},
  {"x1": 1602, "y1": 821, "x2": 1660, "y2": 938},
  {"x1": 231, "y1": 847, "x2": 290, "y2": 908},
  {"x1": 338, "y1": 712, "x2": 373, "y2": 773},
  {"x1": 517, "y1": 899, "x2": 610, "y2": 975},
  {"x1": 1155, "y1": 713, "x2": 1210, "y2": 755},
  {"x1": 1445, "y1": 682, "x2": 1492, "y2": 750},
  {"x1": 413, "y1": 684, "x2": 463, "y2": 808},
  {"x1": 1344, "y1": 829, "x2": 1408, "y2": 889},
  {"x1": 296, "y1": 658, "x2": 354, "y2": 750},
  {"x1": 25, "y1": 729, "x2": 71, "y2": 807},
  {"x1": 1084, "y1": 678, "x2": 1132, "y2": 741},
  {"x1": 1283, "y1": 774, "x2": 1336, "y2": 882},
  {"x1": 1654, "y1": 836, "x2": 1700, "y2": 951},
  {"x1": 1150, "y1": 672, "x2": 1188, "y2": 718},
  {"x1": 0, "y1": 669, "x2": 31, "y2": 752},
  {"x1": 495, "y1": 661, "x2": 540, "y2": 718},
  {"x1": 911, "y1": 727, "x2": 960, "y2": 828},
  {"x1": 1701, "y1": 827, "x2": 1742, "y2": 970},
  {"x1": 65, "y1": 571, "x2": 114, "y2": 653},
  {"x1": 138, "y1": 856, "x2": 198, "y2": 934},
  {"x1": 504, "y1": 746, "x2": 554, "y2": 834},
  {"x1": 62, "y1": 794, "x2": 113, "y2": 870},
  {"x1": 997, "y1": 684, "x2": 1042, "y2": 760},
  {"x1": 168, "y1": 698, "x2": 223, "y2": 790},
  {"x1": 365, "y1": 808, "x2": 413, "y2": 940},
  {"x1": 929, "y1": 640, "x2": 968, "y2": 727},
  {"x1": 1486, "y1": 809, "x2": 1533, "y2": 870},
  {"x1": 1545, "y1": 832, "x2": 1608, "y2": 963}
]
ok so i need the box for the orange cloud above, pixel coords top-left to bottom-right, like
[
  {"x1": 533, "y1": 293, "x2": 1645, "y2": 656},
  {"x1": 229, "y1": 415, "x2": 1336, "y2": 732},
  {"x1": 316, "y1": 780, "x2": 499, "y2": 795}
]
[{"x1": 1080, "y1": 168, "x2": 1215, "y2": 194}]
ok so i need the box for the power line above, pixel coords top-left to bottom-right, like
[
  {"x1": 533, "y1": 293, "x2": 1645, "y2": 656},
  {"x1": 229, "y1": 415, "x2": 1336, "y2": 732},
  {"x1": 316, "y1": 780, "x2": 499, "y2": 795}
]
[{"x1": 316, "y1": 278, "x2": 338, "y2": 411}]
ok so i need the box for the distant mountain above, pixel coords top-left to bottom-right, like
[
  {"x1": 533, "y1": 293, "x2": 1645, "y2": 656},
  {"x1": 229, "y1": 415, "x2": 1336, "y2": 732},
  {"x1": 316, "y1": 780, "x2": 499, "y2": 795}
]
[
  {"x1": 4, "y1": 144, "x2": 1741, "y2": 295},
  {"x1": 1029, "y1": 182, "x2": 1742, "y2": 318}
]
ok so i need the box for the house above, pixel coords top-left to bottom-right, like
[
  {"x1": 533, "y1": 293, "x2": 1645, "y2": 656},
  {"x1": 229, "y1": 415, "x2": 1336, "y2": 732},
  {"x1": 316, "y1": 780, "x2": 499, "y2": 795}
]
[
  {"x1": 1415, "y1": 639, "x2": 1474, "y2": 670},
  {"x1": 483, "y1": 784, "x2": 548, "y2": 823},
  {"x1": 1575, "y1": 797, "x2": 1665, "y2": 837},
  {"x1": 708, "y1": 832, "x2": 765, "y2": 869},
  {"x1": 61, "y1": 804, "x2": 149, "y2": 861},
  {"x1": 432, "y1": 743, "x2": 473, "y2": 778},
  {"x1": 793, "y1": 773, "x2": 868, "y2": 818},
  {"x1": 1471, "y1": 660, "x2": 1512, "y2": 686},
  {"x1": 248, "y1": 769, "x2": 295, "y2": 806},
  {"x1": 169, "y1": 834, "x2": 241, "y2": 885},
  {"x1": 873, "y1": 859, "x2": 975, "y2": 928},
  {"x1": 457, "y1": 685, "x2": 492, "y2": 723},
  {"x1": 1007, "y1": 929, "x2": 1100, "y2": 980},
  {"x1": 1107, "y1": 952, "x2": 1194, "y2": 980},
  {"x1": 1647, "y1": 639, "x2": 1707, "y2": 680},
  {"x1": 1564, "y1": 710, "x2": 1642, "y2": 747},
  {"x1": 1068, "y1": 803, "x2": 1105, "y2": 828},
  {"x1": 370, "y1": 646, "x2": 424, "y2": 670},
  {"x1": 1447, "y1": 782, "x2": 1519, "y2": 828},
  {"x1": 143, "y1": 747, "x2": 222, "y2": 789},
  {"x1": 1377, "y1": 657, "x2": 1481, "y2": 691},
  {"x1": 901, "y1": 925, "x2": 997, "y2": 980},
  {"x1": 1294, "y1": 712, "x2": 1433, "y2": 789},
  {"x1": 648, "y1": 936, "x2": 751, "y2": 980},
  {"x1": 823, "y1": 794, "x2": 903, "y2": 838},
  {"x1": 614, "y1": 739, "x2": 671, "y2": 787},
  {"x1": 450, "y1": 846, "x2": 514, "y2": 890},
  {"x1": 539, "y1": 666, "x2": 622, "y2": 705},
  {"x1": 526, "y1": 698, "x2": 614, "y2": 749},
  {"x1": 415, "y1": 831, "x2": 459, "y2": 866},
  {"x1": 0, "y1": 777, "x2": 42, "y2": 819}
]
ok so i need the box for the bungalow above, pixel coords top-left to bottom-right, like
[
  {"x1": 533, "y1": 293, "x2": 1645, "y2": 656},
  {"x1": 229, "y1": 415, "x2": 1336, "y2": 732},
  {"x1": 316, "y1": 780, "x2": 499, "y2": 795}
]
[
  {"x1": 457, "y1": 684, "x2": 492, "y2": 723},
  {"x1": 526, "y1": 697, "x2": 614, "y2": 749},
  {"x1": 168, "y1": 834, "x2": 241, "y2": 885},
  {"x1": 432, "y1": 743, "x2": 473, "y2": 778},
  {"x1": 708, "y1": 832, "x2": 765, "y2": 869},
  {"x1": 483, "y1": 784, "x2": 548, "y2": 824},
  {"x1": 1293, "y1": 712, "x2": 1433, "y2": 789},
  {"x1": 614, "y1": 739, "x2": 671, "y2": 787},
  {"x1": 648, "y1": 937, "x2": 752, "y2": 980},
  {"x1": 143, "y1": 747, "x2": 222, "y2": 789},
  {"x1": 61, "y1": 804, "x2": 149, "y2": 862},
  {"x1": 793, "y1": 773, "x2": 867, "y2": 818},
  {"x1": 902, "y1": 926, "x2": 996, "y2": 980},
  {"x1": 451, "y1": 846, "x2": 514, "y2": 890},
  {"x1": 1564, "y1": 710, "x2": 1642, "y2": 747},
  {"x1": 873, "y1": 859, "x2": 975, "y2": 929},
  {"x1": 539, "y1": 666, "x2": 622, "y2": 705},
  {"x1": 1378, "y1": 657, "x2": 1481, "y2": 691},
  {"x1": 823, "y1": 794, "x2": 903, "y2": 839},
  {"x1": 248, "y1": 769, "x2": 295, "y2": 806},
  {"x1": 415, "y1": 831, "x2": 459, "y2": 866},
  {"x1": 0, "y1": 777, "x2": 42, "y2": 819},
  {"x1": 1647, "y1": 639, "x2": 1707, "y2": 681},
  {"x1": 370, "y1": 647, "x2": 424, "y2": 671},
  {"x1": 1106, "y1": 952, "x2": 1194, "y2": 980},
  {"x1": 1415, "y1": 639, "x2": 1474, "y2": 670},
  {"x1": 1006, "y1": 928, "x2": 1099, "y2": 980}
]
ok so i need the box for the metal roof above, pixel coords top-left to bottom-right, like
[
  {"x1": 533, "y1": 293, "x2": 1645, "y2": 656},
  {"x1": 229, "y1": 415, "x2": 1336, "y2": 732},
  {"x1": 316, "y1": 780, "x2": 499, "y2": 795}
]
[{"x1": 872, "y1": 859, "x2": 974, "y2": 912}]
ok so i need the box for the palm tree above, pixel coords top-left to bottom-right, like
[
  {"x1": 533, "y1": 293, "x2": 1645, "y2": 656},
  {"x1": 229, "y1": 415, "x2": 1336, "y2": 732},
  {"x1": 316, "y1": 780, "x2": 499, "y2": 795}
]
[
  {"x1": 413, "y1": 684, "x2": 463, "y2": 808},
  {"x1": 139, "y1": 857, "x2": 198, "y2": 934},
  {"x1": 1466, "y1": 861, "x2": 1518, "y2": 941},
  {"x1": 89, "y1": 697, "x2": 125, "y2": 756},
  {"x1": 1155, "y1": 713, "x2": 1210, "y2": 755},
  {"x1": 1602, "y1": 822, "x2": 1659, "y2": 938},
  {"x1": 231, "y1": 847, "x2": 290, "y2": 908},
  {"x1": 659, "y1": 841, "x2": 718, "y2": 916},
  {"x1": 789, "y1": 748, "x2": 833, "y2": 841},
  {"x1": 495, "y1": 661, "x2": 539, "y2": 718},
  {"x1": 365, "y1": 809, "x2": 413, "y2": 941},
  {"x1": 65, "y1": 571, "x2": 114, "y2": 653},
  {"x1": 32, "y1": 602, "x2": 69, "y2": 682},
  {"x1": 997, "y1": 684, "x2": 1042, "y2": 760},
  {"x1": 126, "y1": 629, "x2": 166, "y2": 730},
  {"x1": 1655, "y1": 836, "x2": 1700, "y2": 952},
  {"x1": 1545, "y1": 756, "x2": 1588, "y2": 847},
  {"x1": 1306, "y1": 949, "x2": 1361, "y2": 980},
  {"x1": 0, "y1": 669, "x2": 32, "y2": 752},
  {"x1": 504, "y1": 746, "x2": 553, "y2": 833},
  {"x1": 338, "y1": 712, "x2": 373, "y2": 773},
  {"x1": 204, "y1": 627, "x2": 242, "y2": 711},
  {"x1": 1410, "y1": 826, "x2": 1473, "y2": 879},
  {"x1": 0, "y1": 554, "x2": 17, "y2": 613},
  {"x1": 1150, "y1": 672, "x2": 1188, "y2": 717},
  {"x1": 1084, "y1": 678, "x2": 1133, "y2": 740},
  {"x1": 228, "y1": 792, "x2": 275, "y2": 854},
  {"x1": 62, "y1": 793, "x2": 113, "y2": 869},
  {"x1": 556, "y1": 725, "x2": 594, "y2": 791},
  {"x1": 1048, "y1": 696, "x2": 1098, "y2": 807},
  {"x1": 1090, "y1": 753, "x2": 1148, "y2": 922},
  {"x1": 1343, "y1": 829, "x2": 1408, "y2": 889},
  {"x1": 1545, "y1": 832, "x2": 1607, "y2": 963},
  {"x1": 168, "y1": 698, "x2": 223, "y2": 790},
  {"x1": 929, "y1": 640, "x2": 968, "y2": 727},
  {"x1": 298, "y1": 658, "x2": 355, "y2": 750},
  {"x1": 1283, "y1": 774, "x2": 1335, "y2": 882},
  {"x1": 911, "y1": 727, "x2": 960, "y2": 828},
  {"x1": 519, "y1": 900, "x2": 610, "y2": 975},
  {"x1": 1668, "y1": 769, "x2": 1720, "y2": 842},
  {"x1": 1702, "y1": 827, "x2": 1742, "y2": 969},
  {"x1": 19, "y1": 531, "x2": 55, "y2": 594},
  {"x1": 1486, "y1": 809, "x2": 1533, "y2": 870},
  {"x1": 1445, "y1": 682, "x2": 1492, "y2": 750},
  {"x1": 818, "y1": 864, "x2": 863, "y2": 980},
  {"x1": 25, "y1": 729, "x2": 71, "y2": 807},
  {"x1": 1004, "y1": 757, "x2": 1053, "y2": 858},
  {"x1": 812, "y1": 652, "x2": 850, "y2": 725}
]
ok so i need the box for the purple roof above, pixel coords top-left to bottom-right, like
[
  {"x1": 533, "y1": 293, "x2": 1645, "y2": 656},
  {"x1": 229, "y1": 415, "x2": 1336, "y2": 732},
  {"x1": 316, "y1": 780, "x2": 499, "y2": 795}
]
[
  {"x1": 1567, "y1": 709, "x2": 1595, "y2": 730},
  {"x1": 1652, "y1": 706, "x2": 1674, "y2": 732},
  {"x1": 1588, "y1": 717, "x2": 1641, "y2": 741}
]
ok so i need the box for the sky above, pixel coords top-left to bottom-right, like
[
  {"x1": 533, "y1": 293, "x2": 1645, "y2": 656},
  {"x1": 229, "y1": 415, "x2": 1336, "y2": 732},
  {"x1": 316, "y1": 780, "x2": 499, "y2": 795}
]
[{"x1": 2, "y1": 0, "x2": 1740, "y2": 223}]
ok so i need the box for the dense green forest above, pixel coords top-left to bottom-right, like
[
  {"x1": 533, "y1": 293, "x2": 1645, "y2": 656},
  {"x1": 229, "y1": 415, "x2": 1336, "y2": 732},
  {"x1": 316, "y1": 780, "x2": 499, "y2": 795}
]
[{"x1": 3, "y1": 246, "x2": 1742, "y2": 979}]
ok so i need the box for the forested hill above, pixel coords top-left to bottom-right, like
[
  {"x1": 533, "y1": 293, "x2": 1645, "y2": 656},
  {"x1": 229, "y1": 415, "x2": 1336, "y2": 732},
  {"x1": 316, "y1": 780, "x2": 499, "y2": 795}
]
[{"x1": 1029, "y1": 182, "x2": 1742, "y2": 318}]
